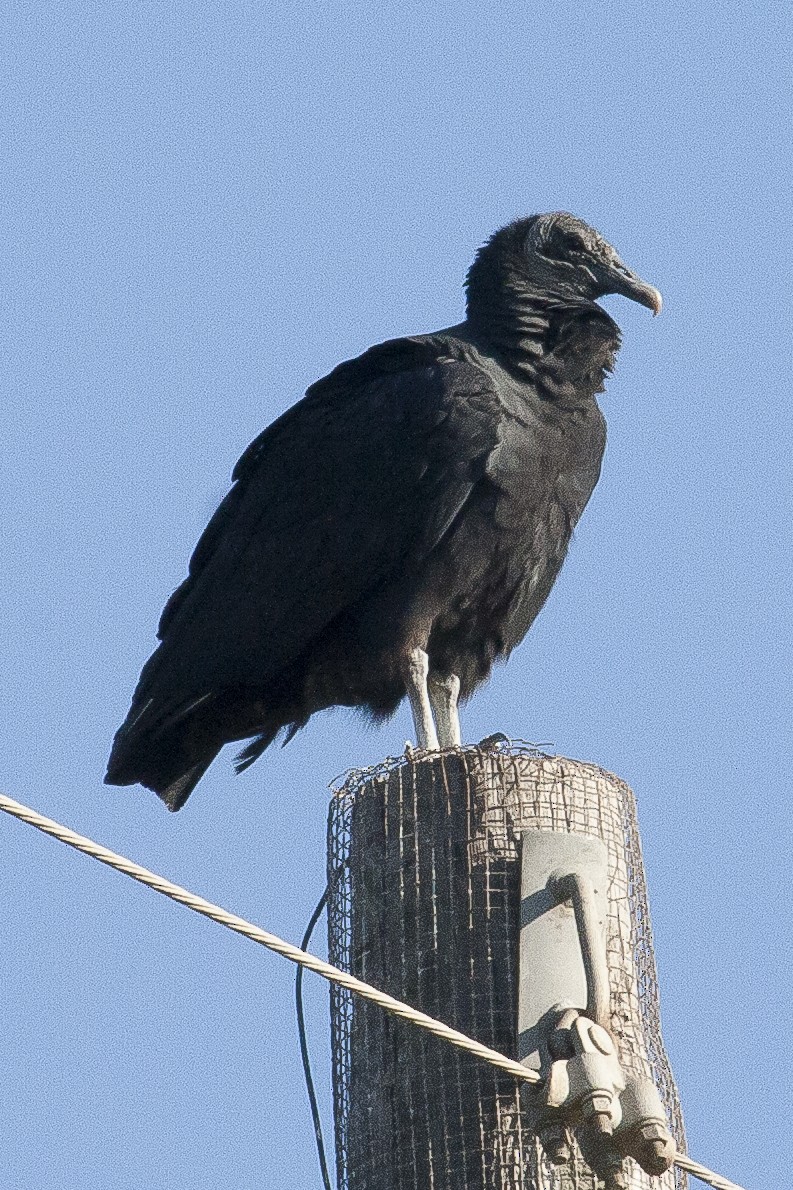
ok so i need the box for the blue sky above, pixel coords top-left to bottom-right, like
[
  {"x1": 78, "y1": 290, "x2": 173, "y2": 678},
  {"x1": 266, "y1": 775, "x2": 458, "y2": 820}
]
[{"x1": 2, "y1": 2, "x2": 790, "y2": 1187}]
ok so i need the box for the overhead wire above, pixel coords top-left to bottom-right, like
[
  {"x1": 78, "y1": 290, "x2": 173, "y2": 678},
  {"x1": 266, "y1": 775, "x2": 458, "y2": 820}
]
[
  {"x1": 0, "y1": 791, "x2": 537, "y2": 1081},
  {"x1": 295, "y1": 886, "x2": 332, "y2": 1190},
  {"x1": 0, "y1": 790, "x2": 746, "y2": 1190}
]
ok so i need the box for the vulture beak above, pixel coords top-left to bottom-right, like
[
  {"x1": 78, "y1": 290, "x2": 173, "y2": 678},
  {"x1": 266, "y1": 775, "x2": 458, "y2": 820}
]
[{"x1": 598, "y1": 258, "x2": 663, "y2": 316}]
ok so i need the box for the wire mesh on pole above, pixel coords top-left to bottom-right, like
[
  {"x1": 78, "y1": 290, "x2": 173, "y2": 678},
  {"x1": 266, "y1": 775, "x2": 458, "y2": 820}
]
[{"x1": 327, "y1": 743, "x2": 686, "y2": 1190}]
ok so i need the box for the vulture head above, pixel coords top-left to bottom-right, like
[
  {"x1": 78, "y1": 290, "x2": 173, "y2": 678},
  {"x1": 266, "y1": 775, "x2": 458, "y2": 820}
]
[{"x1": 467, "y1": 211, "x2": 662, "y2": 318}]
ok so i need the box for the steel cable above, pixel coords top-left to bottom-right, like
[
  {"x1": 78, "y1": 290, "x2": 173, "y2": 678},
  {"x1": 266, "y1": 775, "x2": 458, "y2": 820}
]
[{"x1": 0, "y1": 791, "x2": 745, "y2": 1190}]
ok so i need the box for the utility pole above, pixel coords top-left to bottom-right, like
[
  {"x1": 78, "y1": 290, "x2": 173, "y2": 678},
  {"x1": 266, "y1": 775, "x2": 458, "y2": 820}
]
[{"x1": 328, "y1": 745, "x2": 685, "y2": 1190}]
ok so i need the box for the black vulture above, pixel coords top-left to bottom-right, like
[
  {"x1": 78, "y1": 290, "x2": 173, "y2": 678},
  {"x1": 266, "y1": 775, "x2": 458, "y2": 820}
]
[{"x1": 106, "y1": 212, "x2": 660, "y2": 810}]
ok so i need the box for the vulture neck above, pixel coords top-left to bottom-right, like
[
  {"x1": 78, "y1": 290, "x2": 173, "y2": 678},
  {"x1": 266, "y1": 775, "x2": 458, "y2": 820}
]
[{"x1": 465, "y1": 251, "x2": 617, "y2": 401}]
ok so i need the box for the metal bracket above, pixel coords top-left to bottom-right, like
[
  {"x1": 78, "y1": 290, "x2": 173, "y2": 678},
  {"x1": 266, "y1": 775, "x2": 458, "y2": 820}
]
[
  {"x1": 530, "y1": 1008, "x2": 676, "y2": 1185},
  {"x1": 548, "y1": 870, "x2": 611, "y2": 1028},
  {"x1": 517, "y1": 831, "x2": 676, "y2": 1184},
  {"x1": 517, "y1": 830, "x2": 610, "y2": 1072}
]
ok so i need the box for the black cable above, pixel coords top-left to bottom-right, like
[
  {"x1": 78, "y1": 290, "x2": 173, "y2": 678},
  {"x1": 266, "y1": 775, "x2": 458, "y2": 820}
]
[{"x1": 296, "y1": 886, "x2": 332, "y2": 1190}]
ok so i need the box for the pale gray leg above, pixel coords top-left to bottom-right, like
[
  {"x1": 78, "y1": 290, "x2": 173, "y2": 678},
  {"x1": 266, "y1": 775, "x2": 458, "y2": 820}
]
[
  {"x1": 428, "y1": 672, "x2": 462, "y2": 747},
  {"x1": 401, "y1": 647, "x2": 440, "y2": 751}
]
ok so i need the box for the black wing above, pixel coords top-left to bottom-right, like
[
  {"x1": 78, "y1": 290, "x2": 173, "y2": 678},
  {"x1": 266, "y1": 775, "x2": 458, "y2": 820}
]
[{"x1": 112, "y1": 337, "x2": 502, "y2": 742}]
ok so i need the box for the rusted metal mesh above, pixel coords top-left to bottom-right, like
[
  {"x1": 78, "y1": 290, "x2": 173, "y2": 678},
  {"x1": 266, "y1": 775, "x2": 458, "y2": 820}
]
[{"x1": 327, "y1": 743, "x2": 686, "y2": 1190}]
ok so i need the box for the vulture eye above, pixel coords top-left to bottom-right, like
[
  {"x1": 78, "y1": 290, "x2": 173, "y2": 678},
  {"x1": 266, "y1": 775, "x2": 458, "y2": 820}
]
[{"x1": 544, "y1": 231, "x2": 587, "y2": 261}]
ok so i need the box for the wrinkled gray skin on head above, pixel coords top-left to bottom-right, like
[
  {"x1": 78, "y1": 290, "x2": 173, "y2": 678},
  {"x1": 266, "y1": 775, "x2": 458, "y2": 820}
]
[
  {"x1": 522, "y1": 211, "x2": 662, "y2": 313},
  {"x1": 467, "y1": 211, "x2": 662, "y2": 321}
]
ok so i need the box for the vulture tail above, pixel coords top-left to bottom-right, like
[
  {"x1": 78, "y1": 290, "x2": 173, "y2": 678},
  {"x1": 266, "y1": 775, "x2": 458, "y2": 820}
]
[
  {"x1": 105, "y1": 697, "x2": 223, "y2": 812},
  {"x1": 157, "y1": 755, "x2": 219, "y2": 812},
  {"x1": 105, "y1": 737, "x2": 222, "y2": 812},
  {"x1": 107, "y1": 687, "x2": 296, "y2": 806}
]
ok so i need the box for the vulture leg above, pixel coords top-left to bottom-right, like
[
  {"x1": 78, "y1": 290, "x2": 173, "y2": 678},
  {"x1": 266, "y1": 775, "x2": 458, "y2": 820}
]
[
  {"x1": 428, "y1": 672, "x2": 462, "y2": 747},
  {"x1": 401, "y1": 647, "x2": 440, "y2": 750}
]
